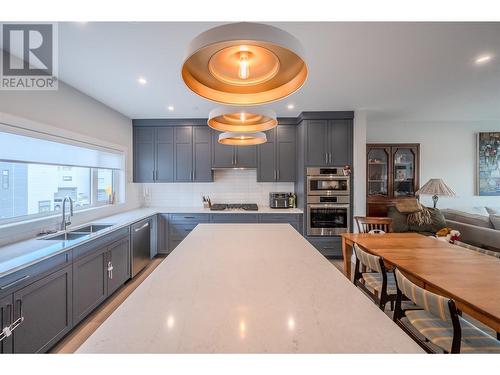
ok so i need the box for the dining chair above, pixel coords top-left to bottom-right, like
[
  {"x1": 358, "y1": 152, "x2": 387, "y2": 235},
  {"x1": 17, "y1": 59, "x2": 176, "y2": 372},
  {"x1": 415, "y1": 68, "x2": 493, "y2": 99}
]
[
  {"x1": 454, "y1": 241, "x2": 500, "y2": 259},
  {"x1": 393, "y1": 268, "x2": 500, "y2": 353},
  {"x1": 352, "y1": 244, "x2": 397, "y2": 311},
  {"x1": 355, "y1": 216, "x2": 393, "y2": 234}
]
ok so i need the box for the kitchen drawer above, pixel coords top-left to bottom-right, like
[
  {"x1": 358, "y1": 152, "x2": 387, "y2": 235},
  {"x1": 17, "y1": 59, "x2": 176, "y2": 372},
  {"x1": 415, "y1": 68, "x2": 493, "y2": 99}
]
[
  {"x1": 0, "y1": 250, "x2": 72, "y2": 297},
  {"x1": 72, "y1": 227, "x2": 130, "y2": 261},
  {"x1": 169, "y1": 224, "x2": 197, "y2": 240},
  {"x1": 210, "y1": 214, "x2": 259, "y2": 223},
  {"x1": 258, "y1": 214, "x2": 301, "y2": 223},
  {"x1": 169, "y1": 213, "x2": 209, "y2": 224},
  {"x1": 307, "y1": 237, "x2": 342, "y2": 258}
]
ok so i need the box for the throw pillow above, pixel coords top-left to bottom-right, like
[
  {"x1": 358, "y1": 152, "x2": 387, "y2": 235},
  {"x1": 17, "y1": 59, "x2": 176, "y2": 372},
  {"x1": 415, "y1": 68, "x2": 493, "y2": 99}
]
[
  {"x1": 395, "y1": 198, "x2": 422, "y2": 214},
  {"x1": 486, "y1": 207, "x2": 500, "y2": 215},
  {"x1": 387, "y1": 206, "x2": 409, "y2": 232},
  {"x1": 490, "y1": 214, "x2": 500, "y2": 230},
  {"x1": 408, "y1": 207, "x2": 447, "y2": 233}
]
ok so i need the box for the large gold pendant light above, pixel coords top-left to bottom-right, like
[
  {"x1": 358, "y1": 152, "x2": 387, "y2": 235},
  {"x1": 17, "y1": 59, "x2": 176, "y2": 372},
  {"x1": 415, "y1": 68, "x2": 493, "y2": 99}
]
[
  {"x1": 218, "y1": 131, "x2": 267, "y2": 146},
  {"x1": 182, "y1": 22, "x2": 307, "y2": 105},
  {"x1": 208, "y1": 107, "x2": 277, "y2": 133}
]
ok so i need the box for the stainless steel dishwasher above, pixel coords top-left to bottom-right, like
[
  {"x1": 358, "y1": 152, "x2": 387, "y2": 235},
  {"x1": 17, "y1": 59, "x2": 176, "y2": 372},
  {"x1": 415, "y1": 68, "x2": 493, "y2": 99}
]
[{"x1": 131, "y1": 218, "x2": 151, "y2": 277}]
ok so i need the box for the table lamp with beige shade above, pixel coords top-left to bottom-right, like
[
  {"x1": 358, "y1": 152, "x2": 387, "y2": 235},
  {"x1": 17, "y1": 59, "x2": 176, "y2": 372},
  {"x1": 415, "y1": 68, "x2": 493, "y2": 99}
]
[{"x1": 416, "y1": 178, "x2": 456, "y2": 208}]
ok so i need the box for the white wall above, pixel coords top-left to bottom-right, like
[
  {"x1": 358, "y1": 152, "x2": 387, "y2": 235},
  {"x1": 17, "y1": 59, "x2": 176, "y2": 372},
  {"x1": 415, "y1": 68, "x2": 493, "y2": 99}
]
[
  {"x1": 0, "y1": 81, "x2": 139, "y2": 246},
  {"x1": 141, "y1": 169, "x2": 294, "y2": 207},
  {"x1": 367, "y1": 120, "x2": 500, "y2": 209},
  {"x1": 353, "y1": 111, "x2": 367, "y2": 217}
]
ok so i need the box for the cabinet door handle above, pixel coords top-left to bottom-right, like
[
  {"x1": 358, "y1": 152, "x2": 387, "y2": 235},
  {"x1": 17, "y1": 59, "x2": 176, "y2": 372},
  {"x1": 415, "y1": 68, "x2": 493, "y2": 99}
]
[
  {"x1": 9, "y1": 299, "x2": 24, "y2": 333},
  {"x1": 0, "y1": 303, "x2": 13, "y2": 342},
  {"x1": 107, "y1": 261, "x2": 114, "y2": 279},
  {"x1": 325, "y1": 153, "x2": 328, "y2": 164},
  {"x1": 134, "y1": 222, "x2": 150, "y2": 232},
  {"x1": 329, "y1": 153, "x2": 332, "y2": 164},
  {"x1": 183, "y1": 216, "x2": 195, "y2": 219},
  {"x1": 277, "y1": 170, "x2": 280, "y2": 180},
  {"x1": 0, "y1": 275, "x2": 30, "y2": 290},
  {"x1": 273, "y1": 170, "x2": 276, "y2": 180}
]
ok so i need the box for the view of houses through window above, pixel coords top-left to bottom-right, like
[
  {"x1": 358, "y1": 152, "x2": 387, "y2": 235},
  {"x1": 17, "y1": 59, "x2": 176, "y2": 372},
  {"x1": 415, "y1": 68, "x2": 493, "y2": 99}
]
[{"x1": 0, "y1": 161, "x2": 115, "y2": 221}]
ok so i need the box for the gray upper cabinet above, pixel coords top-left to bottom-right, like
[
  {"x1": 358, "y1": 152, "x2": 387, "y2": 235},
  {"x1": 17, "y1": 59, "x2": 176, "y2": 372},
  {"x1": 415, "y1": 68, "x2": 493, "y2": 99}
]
[
  {"x1": 156, "y1": 128, "x2": 174, "y2": 182},
  {"x1": 257, "y1": 129, "x2": 276, "y2": 181},
  {"x1": 305, "y1": 120, "x2": 329, "y2": 166},
  {"x1": 133, "y1": 127, "x2": 155, "y2": 182},
  {"x1": 328, "y1": 119, "x2": 352, "y2": 166},
  {"x1": 305, "y1": 119, "x2": 352, "y2": 166},
  {"x1": 257, "y1": 125, "x2": 296, "y2": 182},
  {"x1": 212, "y1": 138, "x2": 235, "y2": 168},
  {"x1": 235, "y1": 145, "x2": 257, "y2": 168},
  {"x1": 12, "y1": 266, "x2": 72, "y2": 353},
  {"x1": 174, "y1": 127, "x2": 193, "y2": 182},
  {"x1": 193, "y1": 127, "x2": 213, "y2": 182},
  {"x1": 212, "y1": 132, "x2": 257, "y2": 168},
  {"x1": 134, "y1": 124, "x2": 213, "y2": 183}
]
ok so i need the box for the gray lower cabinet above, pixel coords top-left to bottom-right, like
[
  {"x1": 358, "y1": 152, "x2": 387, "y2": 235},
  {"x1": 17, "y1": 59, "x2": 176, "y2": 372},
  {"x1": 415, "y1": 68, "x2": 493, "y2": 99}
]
[
  {"x1": 12, "y1": 265, "x2": 73, "y2": 353},
  {"x1": 73, "y1": 235, "x2": 130, "y2": 325},
  {"x1": 168, "y1": 213, "x2": 209, "y2": 252},
  {"x1": 210, "y1": 214, "x2": 258, "y2": 223},
  {"x1": 307, "y1": 237, "x2": 342, "y2": 258},
  {"x1": 106, "y1": 238, "x2": 130, "y2": 296},
  {"x1": 0, "y1": 295, "x2": 13, "y2": 353},
  {"x1": 257, "y1": 126, "x2": 296, "y2": 182},
  {"x1": 73, "y1": 247, "x2": 107, "y2": 325},
  {"x1": 157, "y1": 214, "x2": 169, "y2": 255},
  {"x1": 258, "y1": 214, "x2": 302, "y2": 234}
]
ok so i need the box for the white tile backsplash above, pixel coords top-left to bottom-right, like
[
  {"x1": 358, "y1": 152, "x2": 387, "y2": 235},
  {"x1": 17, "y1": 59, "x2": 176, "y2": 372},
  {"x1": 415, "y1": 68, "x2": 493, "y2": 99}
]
[{"x1": 140, "y1": 169, "x2": 294, "y2": 207}]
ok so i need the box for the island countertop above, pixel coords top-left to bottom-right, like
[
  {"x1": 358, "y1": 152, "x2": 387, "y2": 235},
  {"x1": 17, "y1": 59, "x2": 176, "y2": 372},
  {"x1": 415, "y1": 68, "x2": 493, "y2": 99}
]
[{"x1": 76, "y1": 224, "x2": 422, "y2": 353}]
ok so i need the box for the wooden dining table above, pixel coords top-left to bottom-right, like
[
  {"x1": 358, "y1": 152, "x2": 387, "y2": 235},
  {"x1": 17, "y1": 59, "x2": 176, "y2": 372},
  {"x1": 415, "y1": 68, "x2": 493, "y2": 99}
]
[{"x1": 341, "y1": 232, "x2": 500, "y2": 333}]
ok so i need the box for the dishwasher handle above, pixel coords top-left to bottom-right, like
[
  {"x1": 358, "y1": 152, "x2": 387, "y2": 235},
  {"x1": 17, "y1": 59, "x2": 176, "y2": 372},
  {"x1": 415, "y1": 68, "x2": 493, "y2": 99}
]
[{"x1": 134, "y1": 222, "x2": 150, "y2": 232}]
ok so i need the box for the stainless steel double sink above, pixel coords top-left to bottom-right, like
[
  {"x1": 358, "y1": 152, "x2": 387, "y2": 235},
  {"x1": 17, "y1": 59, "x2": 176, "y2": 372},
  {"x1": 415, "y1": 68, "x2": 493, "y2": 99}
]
[{"x1": 40, "y1": 224, "x2": 114, "y2": 241}]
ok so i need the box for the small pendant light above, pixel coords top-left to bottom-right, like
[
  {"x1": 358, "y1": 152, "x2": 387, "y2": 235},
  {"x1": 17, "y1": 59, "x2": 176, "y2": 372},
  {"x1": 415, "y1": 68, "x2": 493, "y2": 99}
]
[
  {"x1": 218, "y1": 131, "x2": 267, "y2": 146},
  {"x1": 208, "y1": 107, "x2": 277, "y2": 133}
]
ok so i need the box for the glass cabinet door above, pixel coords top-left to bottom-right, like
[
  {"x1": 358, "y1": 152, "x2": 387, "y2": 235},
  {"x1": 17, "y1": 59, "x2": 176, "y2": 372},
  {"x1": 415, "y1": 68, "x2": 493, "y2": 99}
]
[
  {"x1": 393, "y1": 148, "x2": 416, "y2": 197},
  {"x1": 367, "y1": 148, "x2": 389, "y2": 196}
]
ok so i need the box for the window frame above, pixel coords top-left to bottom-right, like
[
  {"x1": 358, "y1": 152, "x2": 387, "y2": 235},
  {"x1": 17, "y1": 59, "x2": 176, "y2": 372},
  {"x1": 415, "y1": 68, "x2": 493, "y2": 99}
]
[{"x1": 0, "y1": 162, "x2": 120, "y2": 226}]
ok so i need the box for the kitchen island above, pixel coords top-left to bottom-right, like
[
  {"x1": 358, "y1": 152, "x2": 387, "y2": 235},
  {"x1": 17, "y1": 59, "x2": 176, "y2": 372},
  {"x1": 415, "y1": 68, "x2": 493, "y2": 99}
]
[{"x1": 76, "y1": 224, "x2": 422, "y2": 353}]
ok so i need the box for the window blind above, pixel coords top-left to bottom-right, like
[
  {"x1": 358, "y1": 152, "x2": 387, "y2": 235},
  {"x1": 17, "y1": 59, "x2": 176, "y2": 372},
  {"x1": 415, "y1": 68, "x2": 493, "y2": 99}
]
[{"x1": 0, "y1": 130, "x2": 123, "y2": 170}]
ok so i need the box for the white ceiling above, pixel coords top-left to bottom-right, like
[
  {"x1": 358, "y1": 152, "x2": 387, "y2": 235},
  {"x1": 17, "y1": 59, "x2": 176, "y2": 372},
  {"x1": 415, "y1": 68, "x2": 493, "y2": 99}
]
[{"x1": 57, "y1": 22, "x2": 500, "y2": 121}]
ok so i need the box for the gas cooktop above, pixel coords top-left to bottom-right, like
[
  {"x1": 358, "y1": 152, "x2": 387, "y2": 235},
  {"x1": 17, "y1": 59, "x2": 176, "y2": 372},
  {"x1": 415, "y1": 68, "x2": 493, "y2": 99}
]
[{"x1": 210, "y1": 203, "x2": 259, "y2": 211}]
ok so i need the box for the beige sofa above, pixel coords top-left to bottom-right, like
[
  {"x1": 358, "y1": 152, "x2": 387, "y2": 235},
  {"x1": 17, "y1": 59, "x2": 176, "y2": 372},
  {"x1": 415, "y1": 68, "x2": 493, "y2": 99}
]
[{"x1": 442, "y1": 206, "x2": 500, "y2": 251}]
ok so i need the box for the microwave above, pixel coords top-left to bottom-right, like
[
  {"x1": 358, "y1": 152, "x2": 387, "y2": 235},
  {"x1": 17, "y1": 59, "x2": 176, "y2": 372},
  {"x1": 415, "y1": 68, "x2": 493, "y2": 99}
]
[{"x1": 306, "y1": 167, "x2": 350, "y2": 196}]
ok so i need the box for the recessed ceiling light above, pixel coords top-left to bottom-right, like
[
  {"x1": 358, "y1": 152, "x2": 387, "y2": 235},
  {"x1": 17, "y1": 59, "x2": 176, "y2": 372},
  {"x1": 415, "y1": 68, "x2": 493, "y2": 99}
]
[
  {"x1": 475, "y1": 54, "x2": 492, "y2": 65},
  {"x1": 287, "y1": 104, "x2": 295, "y2": 110},
  {"x1": 167, "y1": 105, "x2": 175, "y2": 111},
  {"x1": 137, "y1": 77, "x2": 147, "y2": 85}
]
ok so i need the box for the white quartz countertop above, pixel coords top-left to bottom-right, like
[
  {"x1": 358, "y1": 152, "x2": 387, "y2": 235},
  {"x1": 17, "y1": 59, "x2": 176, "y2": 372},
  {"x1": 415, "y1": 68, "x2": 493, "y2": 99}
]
[
  {"x1": 77, "y1": 224, "x2": 422, "y2": 354},
  {"x1": 0, "y1": 206, "x2": 302, "y2": 278}
]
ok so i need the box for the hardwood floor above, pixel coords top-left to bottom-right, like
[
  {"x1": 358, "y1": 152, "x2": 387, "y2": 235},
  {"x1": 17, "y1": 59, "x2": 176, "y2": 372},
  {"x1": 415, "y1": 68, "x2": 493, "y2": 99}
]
[{"x1": 50, "y1": 256, "x2": 165, "y2": 353}]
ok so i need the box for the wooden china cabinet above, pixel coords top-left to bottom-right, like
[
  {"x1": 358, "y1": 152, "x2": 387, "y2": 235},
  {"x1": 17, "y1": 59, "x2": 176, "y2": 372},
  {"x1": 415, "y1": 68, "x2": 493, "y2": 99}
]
[{"x1": 366, "y1": 143, "x2": 420, "y2": 216}]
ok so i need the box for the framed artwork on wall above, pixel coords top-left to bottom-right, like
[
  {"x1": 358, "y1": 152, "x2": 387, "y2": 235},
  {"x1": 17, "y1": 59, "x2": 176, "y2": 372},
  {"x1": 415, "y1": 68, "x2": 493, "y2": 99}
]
[{"x1": 477, "y1": 132, "x2": 500, "y2": 196}]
